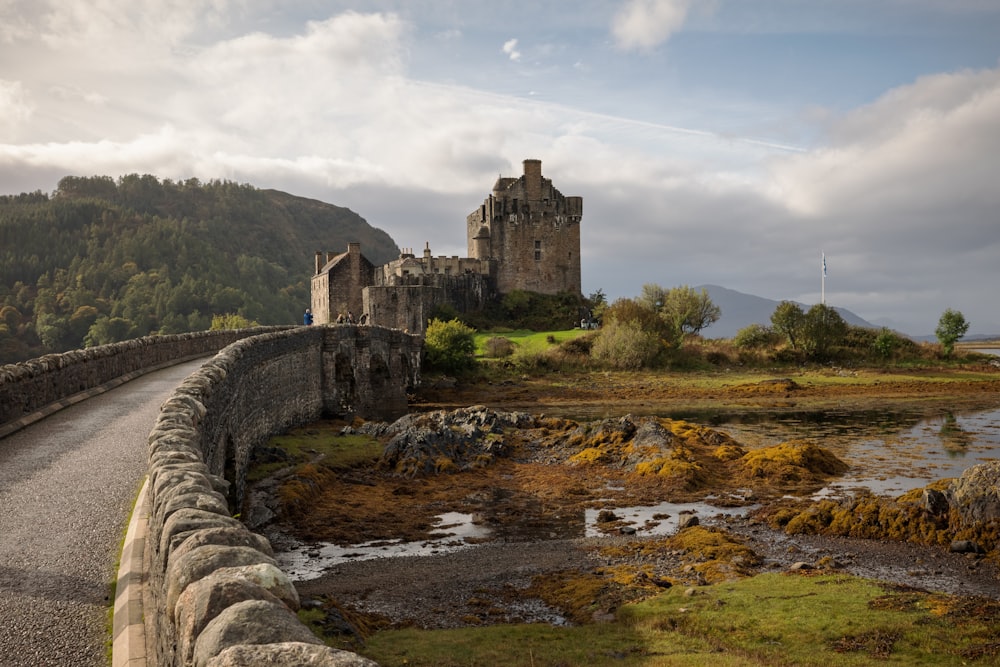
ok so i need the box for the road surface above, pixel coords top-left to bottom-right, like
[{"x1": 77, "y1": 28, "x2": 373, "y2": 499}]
[{"x1": 0, "y1": 358, "x2": 207, "y2": 667}]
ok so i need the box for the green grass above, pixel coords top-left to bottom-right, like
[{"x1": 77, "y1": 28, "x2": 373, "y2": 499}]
[
  {"x1": 474, "y1": 329, "x2": 590, "y2": 357},
  {"x1": 356, "y1": 573, "x2": 999, "y2": 666},
  {"x1": 248, "y1": 422, "x2": 382, "y2": 483}
]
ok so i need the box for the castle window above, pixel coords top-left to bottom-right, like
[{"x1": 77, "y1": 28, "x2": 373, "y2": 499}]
[{"x1": 534, "y1": 240, "x2": 541, "y2": 261}]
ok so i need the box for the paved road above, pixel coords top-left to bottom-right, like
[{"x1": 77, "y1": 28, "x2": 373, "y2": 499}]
[{"x1": 0, "y1": 359, "x2": 207, "y2": 667}]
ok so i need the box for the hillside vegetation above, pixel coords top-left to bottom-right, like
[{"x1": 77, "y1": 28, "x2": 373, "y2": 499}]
[{"x1": 0, "y1": 175, "x2": 398, "y2": 364}]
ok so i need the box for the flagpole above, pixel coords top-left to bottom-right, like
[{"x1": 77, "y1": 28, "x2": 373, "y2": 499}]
[{"x1": 821, "y1": 252, "x2": 826, "y2": 305}]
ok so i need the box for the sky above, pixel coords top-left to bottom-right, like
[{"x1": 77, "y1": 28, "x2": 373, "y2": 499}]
[{"x1": 1, "y1": 0, "x2": 999, "y2": 337}]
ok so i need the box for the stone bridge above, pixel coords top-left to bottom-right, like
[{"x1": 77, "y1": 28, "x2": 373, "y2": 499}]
[{"x1": 0, "y1": 325, "x2": 421, "y2": 666}]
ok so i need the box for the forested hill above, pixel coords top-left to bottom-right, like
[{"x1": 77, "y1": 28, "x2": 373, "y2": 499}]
[{"x1": 0, "y1": 174, "x2": 399, "y2": 364}]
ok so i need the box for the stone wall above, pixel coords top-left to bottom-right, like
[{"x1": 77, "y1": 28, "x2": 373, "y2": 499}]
[
  {"x1": 145, "y1": 325, "x2": 419, "y2": 666},
  {"x1": 0, "y1": 328, "x2": 292, "y2": 439}
]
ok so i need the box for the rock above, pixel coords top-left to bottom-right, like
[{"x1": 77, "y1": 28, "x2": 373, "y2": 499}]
[
  {"x1": 920, "y1": 488, "x2": 950, "y2": 516},
  {"x1": 206, "y1": 642, "x2": 379, "y2": 667},
  {"x1": 157, "y1": 509, "x2": 244, "y2": 566},
  {"x1": 949, "y1": 462, "x2": 1000, "y2": 524},
  {"x1": 677, "y1": 514, "x2": 700, "y2": 529},
  {"x1": 596, "y1": 510, "x2": 619, "y2": 523},
  {"x1": 166, "y1": 545, "x2": 278, "y2": 620},
  {"x1": 378, "y1": 407, "x2": 531, "y2": 475},
  {"x1": 192, "y1": 601, "x2": 324, "y2": 667},
  {"x1": 171, "y1": 527, "x2": 274, "y2": 563},
  {"x1": 175, "y1": 573, "x2": 285, "y2": 665},
  {"x1": 789, "y1": 562, "x2": 814, "y2": 571},
  {"x1": 949, "y1": 540, "x2": 983, "y2": 554}
]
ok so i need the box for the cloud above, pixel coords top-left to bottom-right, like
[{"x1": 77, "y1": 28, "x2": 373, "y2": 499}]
[
  {"x1": 0, "y1": 80, "x2": 33, "y2": 130},
  {"x1": 612, "y1": 0, "x2": 692, "y2": 51},
  {"x1": 0, "y1": 5, "x2": 997, "y2": 334},
  {"x1": 502, "y1": 38, "x2": 521, "y2": 61}
]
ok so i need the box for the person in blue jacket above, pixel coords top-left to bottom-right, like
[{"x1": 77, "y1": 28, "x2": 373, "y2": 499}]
[{"x1": 303, "y1": 308, "x2": 313, "y2": 325}]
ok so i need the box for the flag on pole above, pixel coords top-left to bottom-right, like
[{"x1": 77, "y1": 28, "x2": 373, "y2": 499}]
[{"x1": 822, "y1": 253, "x2": 827, "y2": 277}]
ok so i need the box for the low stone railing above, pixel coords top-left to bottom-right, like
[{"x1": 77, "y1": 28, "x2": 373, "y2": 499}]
[
  {"x1": 144, "y1": 326, "x2": 417, "y2": 666},
  {"x1": 0, "y1": 328, "x2": 291, "y2": 438}
]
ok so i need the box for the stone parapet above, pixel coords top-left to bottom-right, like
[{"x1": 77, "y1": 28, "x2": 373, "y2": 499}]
[
  {"x1": 143, "y1": 325, "x2": 419, "y2": 666},
  {"x1": 0, "y1": 328, "x2": 294, "y2": 438}
]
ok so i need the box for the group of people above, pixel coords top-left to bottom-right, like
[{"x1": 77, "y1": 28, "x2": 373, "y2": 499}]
[{"x1": 302, "y1": 308, "x2": 367, "y2": 326}]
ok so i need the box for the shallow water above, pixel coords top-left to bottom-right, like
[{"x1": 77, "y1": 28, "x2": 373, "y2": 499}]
[{"x1": 275, "y1": 403, "x2": 1000, "y2": 580}]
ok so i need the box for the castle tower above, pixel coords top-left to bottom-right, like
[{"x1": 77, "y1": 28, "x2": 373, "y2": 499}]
[{"x1": 466, "y1": 159, "x2": 582, "y2": 296}]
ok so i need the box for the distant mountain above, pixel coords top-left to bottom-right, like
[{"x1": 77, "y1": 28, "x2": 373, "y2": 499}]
[
  {"x1": 0, "y1": 175, "x2": 399, "y2": 363},
  {"x1": 696, "y1": 284, "x2": 879, "y2": 340}
]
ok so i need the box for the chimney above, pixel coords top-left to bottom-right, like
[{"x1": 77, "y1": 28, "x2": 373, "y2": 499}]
[
  {"x1": 523, "y1": 158, "x2": 542, "y2": 202},
  {"x1": 314, "y1": 251, "x2": 323, "y2": 275}
]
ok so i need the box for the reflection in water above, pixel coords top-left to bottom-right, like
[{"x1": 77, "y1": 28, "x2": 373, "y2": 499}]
[{"x1": 939, "y1": 412, "x2": 973, "y2": 450}]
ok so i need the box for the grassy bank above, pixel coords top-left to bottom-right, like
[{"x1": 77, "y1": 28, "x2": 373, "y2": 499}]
[{"x1": 356, "y1": 572, "x2": 998, "y2": 666}]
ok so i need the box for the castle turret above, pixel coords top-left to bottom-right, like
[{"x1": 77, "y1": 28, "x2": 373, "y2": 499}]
[{"x1": 465, "y1": 158, "x2": 582, "y2": 296}]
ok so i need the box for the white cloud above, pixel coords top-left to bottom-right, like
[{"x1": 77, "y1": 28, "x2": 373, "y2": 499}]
[
  {"x1": 0, "y1": 80, "x2": 33, "y2": 129},
  {"x1": 612, "y1": 0, "x2": 692, "y2": 51},
  {"x1": 502, "y1": 38, "x2": 521, "y2": 61},
  {"x1": 0, "y1": 4, "x2": 997, "y2": 335}
]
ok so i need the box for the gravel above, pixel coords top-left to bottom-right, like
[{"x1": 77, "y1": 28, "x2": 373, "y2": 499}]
[{"x1": 291, "y1": 515, "x2": 1000, "y2": 632}]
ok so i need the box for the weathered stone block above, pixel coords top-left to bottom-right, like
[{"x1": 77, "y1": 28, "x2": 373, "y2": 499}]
[
  {"x1": 166, "y1": 545, "x2": 278, "y2": 620},
  {"x1": 192, "y1": 600, "x2": 323, "y2": 667},
  {"x1": 207, "y1": 643, "x2": 380, "y2": 667}
]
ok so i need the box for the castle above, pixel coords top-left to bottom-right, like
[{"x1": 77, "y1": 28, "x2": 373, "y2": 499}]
[{"x1": 311, "y1": 159, "x2": 583, "y2": 333}]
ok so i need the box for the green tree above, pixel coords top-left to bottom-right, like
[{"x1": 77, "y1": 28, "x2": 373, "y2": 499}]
[
  {"x1": 873, "y1": 327, "x2": 902, "y2": 360},
  {"x1": 423, "y1": 318, "x2": 476, "y2": 373},
  {"x1": 85, "y1": 316, "x2": 133, "y2": 346},
  {"x1": 586, "y1": 288, "x2": 607, "y2": 324},
  {"x1": 210, "y1": 313, "x2": 260, "y2": 330},
  {"x1": 801, "y1": 303, "x2": 848, "y2": 359},
  {"x1": 935, "y1": 309, "x2": 969, "y2": 357},
  {"x1": 640, "y1": 284, "x2": 720, "y2": 348},
  {"x1": 771, "y1": 301, "x2": 805, "y2": 350}
]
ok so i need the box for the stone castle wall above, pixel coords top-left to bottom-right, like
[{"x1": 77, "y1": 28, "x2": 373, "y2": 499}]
[{"x1": 365, "y1": 273, "x2": 491, "y2": 333}]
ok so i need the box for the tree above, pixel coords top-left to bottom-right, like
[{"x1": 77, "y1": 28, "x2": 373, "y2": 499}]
[
  {"x1": 872, "y1": 327, "x2": 902, "y2": 360},
  {"x1": 423, "y1": 318, "x2": 477, "y2": 373},
  {"x1": 801, "y1": 303, "x2": 848, "y2": 359},
  {"x1": 771, "y1": 301, "x2": 805, "y2": 350},
  {"x1": 935, "y1": 309, "x2": 969, "y2": 357},
  {"x1": 640, "y1": 284, "x2": 720, "y2": 348},
  {"x1": 210, "y1": 313, "x2": 260, "y2": 330}
]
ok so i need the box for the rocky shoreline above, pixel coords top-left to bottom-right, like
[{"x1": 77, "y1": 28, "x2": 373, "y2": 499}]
[{"x1": 245, "y1": 396, "x2": 1000, "y2": 635}]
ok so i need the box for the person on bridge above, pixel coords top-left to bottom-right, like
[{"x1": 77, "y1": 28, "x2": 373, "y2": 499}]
[{"x1": 303, "y1": 308, "x2": 313, "y2": 325}]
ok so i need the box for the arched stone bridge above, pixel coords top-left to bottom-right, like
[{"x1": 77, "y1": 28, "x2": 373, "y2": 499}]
[{"x1": 0, "y1": 325, "x2": 421, "y2": 666}]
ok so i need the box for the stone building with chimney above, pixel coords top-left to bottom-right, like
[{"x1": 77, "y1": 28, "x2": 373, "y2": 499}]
[{"x1": 311, "y1": 159, "x2": 582, "y2": 334}]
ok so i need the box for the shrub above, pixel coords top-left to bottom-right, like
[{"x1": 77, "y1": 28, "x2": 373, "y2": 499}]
[
  {"x1": 734, "y1": 323, "x2": 779, "y2": 350},
  {"x1": 559, "y1": 332, "x2": 595, "y2": 356},
  {"x1": 483, "y1": 336, "x2": 515, "y2": 358},
  {"x1": 424, "y1": 318, "x2": 476, "y2": 373},
  {"x1": 591, "y1": 319, "x2": 662, "y2": 369}
]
